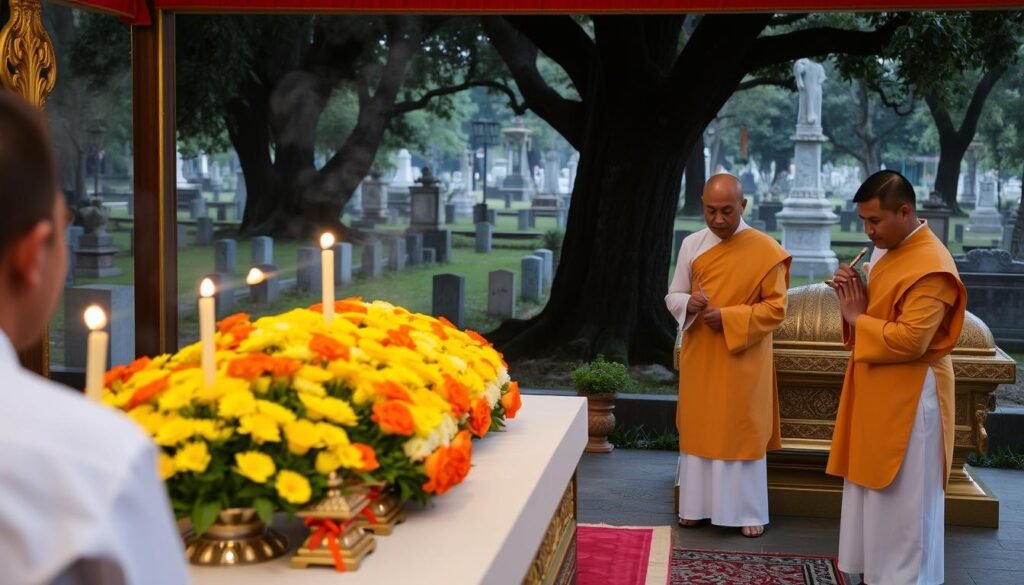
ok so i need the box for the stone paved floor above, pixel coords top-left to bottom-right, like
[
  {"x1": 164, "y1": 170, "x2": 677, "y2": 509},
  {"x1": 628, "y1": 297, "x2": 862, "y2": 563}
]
[{"x1": 577, "y1": 449, "x2": 1024, "y2": 584}]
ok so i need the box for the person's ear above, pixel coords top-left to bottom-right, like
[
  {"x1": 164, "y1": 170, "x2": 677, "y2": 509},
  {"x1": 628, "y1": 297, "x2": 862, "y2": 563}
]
[
  {"x1": 740, "y1": 198, "x2": 748, "y2": 211},
  {"x1": 9, "y1": 220, "x2": 53, "y2": 292}
]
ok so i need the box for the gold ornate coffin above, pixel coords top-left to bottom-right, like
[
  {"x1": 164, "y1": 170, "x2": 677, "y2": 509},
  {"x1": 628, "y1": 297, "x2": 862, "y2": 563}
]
[{"x1": 674, "y1": 283, "x2": 1015, "y2": 527}]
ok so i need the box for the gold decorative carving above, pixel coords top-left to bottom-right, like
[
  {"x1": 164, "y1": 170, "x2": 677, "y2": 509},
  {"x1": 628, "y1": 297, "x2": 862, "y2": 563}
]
[
  {"x1": 0, "y1": 0, "x2": 56, "y2": 108},
  {"x1": 523, "y1": 478, "x2": 576, "y2": 585}
]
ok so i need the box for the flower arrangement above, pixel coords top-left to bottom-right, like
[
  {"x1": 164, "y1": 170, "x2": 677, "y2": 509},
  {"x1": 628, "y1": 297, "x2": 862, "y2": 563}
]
[{"x1": 101, "y1": 298, "x2": 522, "y2": 535}]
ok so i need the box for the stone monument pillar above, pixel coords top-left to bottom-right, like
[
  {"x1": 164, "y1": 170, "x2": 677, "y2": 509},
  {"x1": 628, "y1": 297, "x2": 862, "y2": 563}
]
[
  {"x1": 777, "y1": 58, "x2": 838, "y2": 277},
  {"x1": 75, "y1": 196, "x2": 122, "y2": 277},
  {"x1": 356, "y1": 166, "x2": 390, "y2": 229},
  {"x1": 967, "y1": 177, "x2": 1004, "y2": 242},
  {"x1": 500, "y1": 119, "x2": 536, "y2": 203}
]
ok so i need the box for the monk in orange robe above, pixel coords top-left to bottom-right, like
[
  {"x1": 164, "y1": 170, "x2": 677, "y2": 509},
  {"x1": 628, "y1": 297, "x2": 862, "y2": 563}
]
[
  {"x1": 665, "y1": 174, "x2": 790, "y2": 538},
  {"x1": 828, "y1": 171, "x2": 966, "y2": 585}
]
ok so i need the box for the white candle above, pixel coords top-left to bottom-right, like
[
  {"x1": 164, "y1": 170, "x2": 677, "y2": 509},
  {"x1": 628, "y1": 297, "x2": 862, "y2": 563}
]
[
  {"x1": 83, "y1": 305, "x2": 108, "y2": 401},
  {"x1": 199, "y1": 278, "x2": 216, "y2": 387},
  {"x1": 320, "y1": 232, "x2": 335, "y2": 324}
]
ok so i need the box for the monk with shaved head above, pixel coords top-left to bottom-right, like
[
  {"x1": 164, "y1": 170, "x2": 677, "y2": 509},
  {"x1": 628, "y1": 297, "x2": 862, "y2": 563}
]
[{"x1": 665, "y1": 173, "x2": 791, "y2": 537}]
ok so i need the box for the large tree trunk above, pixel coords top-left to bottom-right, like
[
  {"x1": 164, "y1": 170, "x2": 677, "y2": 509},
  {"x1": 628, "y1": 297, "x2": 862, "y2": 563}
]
[
  {"x1": 225, "y1": 77, "x2": 276, "y2": 235},
  {"x1": 926, "y1": 69, "x2": 1003, "y2": 213},
  {"x1": 682, "y1": 133, "x2": 705, "y2": 215},
  {"x1": 489, "y1": 103, "x2": 698, "y2": 365}
]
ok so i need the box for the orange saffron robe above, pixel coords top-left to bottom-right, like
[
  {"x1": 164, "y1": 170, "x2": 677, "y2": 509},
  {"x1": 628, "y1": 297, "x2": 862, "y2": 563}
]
[
  {"x1": 826, "y1": 226, "x2": 967, "y2": 489},
  {"x1": 677, "y1": 229, "x2": 791, "y2": 460}
]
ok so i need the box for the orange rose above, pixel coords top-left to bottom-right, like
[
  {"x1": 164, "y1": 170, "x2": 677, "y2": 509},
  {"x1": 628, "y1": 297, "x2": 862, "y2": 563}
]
[
  {"x1": 430, "y1": 321, "x2": 449, "y2": 341},
  {"x1": 423, "y1": 431, "x2": 472, "y2": 496},
  {"x1": 126, "y1": 375, "x2": 169, "y2": 410},
  {"x1": 227, "y1": 354, "x2": 271, "y2": 379},
  {"x1": 117, "y1": 356, "x2": 151, "y2": 385},
  {"x1": 309, "y1": 333, "x2": 349, "y2": 362},
  {"x1": 501, "y1": 381, "x2": 522, "y2": 419},
  {"x1": 267, "y1": 357, "x2": 301, "y2": 377},
  {"x1": 219, "y1": 323, "x2": 254, "y2": 349},
  {"x1": 335, "y1": 298, "x2": 368, "y2": 314},
  {"x1": 373, "y1": 381, "x2": 411, "y2": 402},
  {"x1": 468, "y1": 398, "x2": 491, "y2": 438},
  {"x1": 384, "y1": 326, "x2": 416, "y2": 350},
  {"x1": 372, "y1": 401, "x2": 415, "y2": 436},
  {"x1": 353, "y1": 443, "x2": 380, "y2": 472},
  {"x1": 103, "y1": 364, "x2": 127, "y2": 388},
  {"x1": 440, "y1": 375, "x2": 470, "y2": 417},
  {"x1": 216, "y1": 313, "x2": 250, "y2": 334}
]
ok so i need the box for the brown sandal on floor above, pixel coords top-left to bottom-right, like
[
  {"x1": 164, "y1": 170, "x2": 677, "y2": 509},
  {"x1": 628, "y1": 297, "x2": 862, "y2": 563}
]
[
  {"x1": 677, "y1": 518, "x2": 707, "y2": 528},
  {"x1": 740, "y1": 525, "x2": 765, "y2": 538}
]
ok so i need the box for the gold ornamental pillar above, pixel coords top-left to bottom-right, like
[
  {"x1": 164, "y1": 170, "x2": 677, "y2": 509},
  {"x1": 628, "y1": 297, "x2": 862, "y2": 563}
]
[{"x1": 0, "y1": 0, "x2": 56, "y2": 377}]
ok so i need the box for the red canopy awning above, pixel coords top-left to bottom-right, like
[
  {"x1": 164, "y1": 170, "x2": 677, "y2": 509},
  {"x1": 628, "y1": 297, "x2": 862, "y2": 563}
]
[{"x1": 62, "y1": 0, "x2": 1024, "y2": 27}]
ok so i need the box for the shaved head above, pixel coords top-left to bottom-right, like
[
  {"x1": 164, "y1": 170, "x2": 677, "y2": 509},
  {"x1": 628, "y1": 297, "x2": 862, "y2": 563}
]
[{"x1": 701, "y1": 173, "x2": 747, "y2": 239}]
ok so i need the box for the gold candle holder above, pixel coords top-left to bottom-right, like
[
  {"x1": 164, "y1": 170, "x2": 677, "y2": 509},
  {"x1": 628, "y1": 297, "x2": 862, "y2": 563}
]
[
  {"x1": 360, "y1": 488, "x2": 407, "y2": 536},
  {"x1": 184, "y1": 507, "x2": 288, "y2": 566},
  {"x1": 291, "y1": 473, "x2": 376, "y2": 571}
]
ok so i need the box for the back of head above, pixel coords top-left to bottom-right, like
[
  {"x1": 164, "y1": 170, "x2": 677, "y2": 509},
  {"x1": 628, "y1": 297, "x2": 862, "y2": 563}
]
[
  {"x1": 0, "y1": 90, "x2": 58, "y2": 251},
  {"x1": 852, "y1": 170, "x2": 916, "y2": 212}
]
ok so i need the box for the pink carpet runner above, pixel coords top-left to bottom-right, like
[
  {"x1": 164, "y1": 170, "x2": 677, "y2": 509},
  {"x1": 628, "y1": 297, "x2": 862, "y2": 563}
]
[{"x1": 576, "y1": 524, "x2": 672, "y2": 585}]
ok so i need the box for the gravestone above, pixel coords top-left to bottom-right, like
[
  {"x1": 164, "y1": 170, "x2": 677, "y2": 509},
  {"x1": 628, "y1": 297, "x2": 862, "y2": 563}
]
[
  {"x1": 487, "y1": 208, "x2": 497, "y2": 226},
  {"x1": 251, "y1": 236, "x2": 274, "y2": 266},
  {"x1": 389, "y1": 237, "x2": 407, "y2": 271},
  {"x1": 296, "y1": 247, "x2": 321, "y2": 293},
  {"x1": 63, "y1": 284, "x2": 134, "y2": 369},
  {"x1": 190, "y1": 198, "x2": 207, "y2": 219},
  {"x1": 475, "y1": 222, "x2": 493, "y2": 253},
  {"x1": 195, "y1": 217, "x2": 214, "y2": 246},
  {"x1": 335, "y1": 242, "x2": 353, "y2": 286},
  {"x1": 487, "y1": 270, "x2": 516, "y2": 319},
  {"x1": 406, "y1": 233, "x2": 424, "y2": 266},
  {"x1": 75, "y1": 197, "x2": 122, "y2": 277},
  {"x1": 521, "y1": 256, "x2": 543, "y2": 301},
  {"x1": 423, "y1": 248, "x2": 437, "y2": 264},
  {"x1": 206, "y1": 272, "x2": 235, "y2": 320},
  {"x1": 758, "y1": 201, "x2": 783, "y2": 232},
  {"x1": 555, "y1": 208, "x2": 568, "y2": 230},
  {"x1": 248, "y1": 265, "x2": 280, "y2": 305},
  {"x1": 362, "y1": 240, "x2": 384, "y2": 277},
  {"x1": 532, "y1": 248, "x2": 554, "y2": 290},
  {"x1": 750, "y1": 220, "x2": 767, "y2": 232},
  {"x1": 518, "y1": 209, "x2": 531, "y2": 231},
  {"x1": 444, "y1": 203, "x2": 456, "y2": 225},
  {"x1": 432, "y1": 273, "x2": 465, "y2": 328},
  {"x1": 177, "y1": 224, "x2": 188, "y2": 250},
  {"x1": 955, "y1": 224, "x2": 965, "y2": 244},
  {"x1": 421, "y1": 229, "x2": 451, "y2": 263},
  {"x1": 955, "y1": 249, "x2": 1024, "y2": 350},
  {"x1": 215, "y1": 239, "x2": 237, "y2": 275},
  {"x1": 967, "y1": 179, "x2": 1004, "y2": 242}
]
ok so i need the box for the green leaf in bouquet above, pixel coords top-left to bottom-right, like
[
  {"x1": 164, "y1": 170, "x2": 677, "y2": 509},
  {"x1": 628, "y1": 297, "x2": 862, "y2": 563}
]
[
  {"x1": 191, "y1": 500, "x2": 222, "y2": 536},
  {"x1": 253, "y1": 497, "x2": 274, "y2": 525}
]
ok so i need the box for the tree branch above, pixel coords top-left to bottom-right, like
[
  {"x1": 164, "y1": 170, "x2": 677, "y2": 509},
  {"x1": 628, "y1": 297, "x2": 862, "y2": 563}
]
[
  {"x1": 769, "y1": 14, "x2": 809, "y2": 27},
  {"x1": 482, "y1": 16, "x2": 585, "y2": 149},
  {"x1": 390, "y1": 79, "x2": 526, "y2": 116},
  {"x1": 957, "y1": 68, "x2": 1004, "y2": 142},
  {"x1": 736, "y1": 76, "x2": 796, "y2": 91},
  {"x1": 504, "y1": 15, "x2": 595, "y2": 95},
  {"x1": 823, "y1": 126, "x2": 868, "y2": 167},
  {"x1": 744, "y1": 14, "x2": 909, "y2": 72},
  {"x1": 925, "y1": 94, "x2": 956, "y2": 139}
]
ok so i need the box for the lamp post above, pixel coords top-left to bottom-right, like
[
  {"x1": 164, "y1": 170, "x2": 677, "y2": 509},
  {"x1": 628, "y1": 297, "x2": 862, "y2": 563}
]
[
  {"x1": 471, "y1": 120, "x2": 500, "y2": 223},
  {"x1": 86, "y1": 121, "x2": 107, "y2": 197}
]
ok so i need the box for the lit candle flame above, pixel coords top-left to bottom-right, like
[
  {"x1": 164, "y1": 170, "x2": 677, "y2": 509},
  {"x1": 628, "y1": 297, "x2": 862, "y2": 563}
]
[
  {"x1": 246, "y1": 268, "x2": 265, "y2": 286},
  {"x1": 200, "y1": 278, "x2": 215, "y2": 298},
  {"x1": 84, "y1": 305, "x2": 107, "y2": 331},
  {"x1": 320, "y1": 232, "x2": 336, "y2": 250}
]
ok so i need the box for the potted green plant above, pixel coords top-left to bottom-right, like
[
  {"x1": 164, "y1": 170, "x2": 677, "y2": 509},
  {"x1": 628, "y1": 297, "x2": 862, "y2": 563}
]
[{"x1": 571, "y1": 356, "x2": 631, "y2": 453}]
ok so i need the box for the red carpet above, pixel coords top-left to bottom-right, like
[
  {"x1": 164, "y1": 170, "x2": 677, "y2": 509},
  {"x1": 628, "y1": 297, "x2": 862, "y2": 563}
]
[
  {"x1": 671, "y1": 549, "x2": 847, "y2": 585},
  {"x1": 577, "y1": 524, "x2": 672, "y2": 585}
]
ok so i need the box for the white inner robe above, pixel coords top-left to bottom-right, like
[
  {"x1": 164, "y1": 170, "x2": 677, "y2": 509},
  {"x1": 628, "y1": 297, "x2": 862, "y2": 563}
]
[
  {"x1": 838, "y1": 367, "x2": 944, "y2": 585},
  {"x1": 665, "y1": 219, "x2": 769, "y2": 527}
]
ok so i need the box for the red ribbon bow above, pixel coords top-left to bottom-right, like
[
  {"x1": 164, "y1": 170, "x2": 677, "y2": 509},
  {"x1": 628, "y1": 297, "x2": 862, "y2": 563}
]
[{"x1": 303, "y1": 507, "x2": 380, "y2": 572}]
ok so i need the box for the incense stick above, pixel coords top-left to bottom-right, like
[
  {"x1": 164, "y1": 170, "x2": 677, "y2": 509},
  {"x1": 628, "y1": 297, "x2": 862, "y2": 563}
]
[{"x1": 825, "y1": 246, "x2": 870, "y2": 288}]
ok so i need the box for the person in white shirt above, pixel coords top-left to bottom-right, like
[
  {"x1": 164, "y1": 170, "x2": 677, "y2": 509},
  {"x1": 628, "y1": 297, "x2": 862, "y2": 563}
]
[{"x1": 0, "y1": 90, "x2": 190, "y2": 585}]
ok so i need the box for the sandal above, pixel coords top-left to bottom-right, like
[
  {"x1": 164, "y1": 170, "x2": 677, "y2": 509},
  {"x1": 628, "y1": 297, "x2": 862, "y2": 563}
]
[
  {"x1": 677, "y1": 518, "x2": 706, "y2": 528},
  {"x1": 740, "y1": 525, "x2": 765, "y2": 538}
]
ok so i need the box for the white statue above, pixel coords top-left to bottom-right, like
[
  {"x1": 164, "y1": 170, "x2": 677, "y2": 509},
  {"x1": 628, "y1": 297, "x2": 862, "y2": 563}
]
[{"x1": 794, "y1": 59, "x2": 826, "y2": 127}]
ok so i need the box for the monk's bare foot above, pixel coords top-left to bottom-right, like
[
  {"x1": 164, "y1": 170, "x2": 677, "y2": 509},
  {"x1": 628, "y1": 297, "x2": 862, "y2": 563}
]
[
  {"x1": 740, "y1": 525, "x2": 764, "y2": 538},
  {"x1": 678, "y1": 518, "x2": 703, "y2": 527}
]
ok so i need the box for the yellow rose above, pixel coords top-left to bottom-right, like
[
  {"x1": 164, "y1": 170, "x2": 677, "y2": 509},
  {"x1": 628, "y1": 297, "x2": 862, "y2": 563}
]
[
  {"x1": 200, "y1": 376, "x2": 251, "y2": 404},
  {"x1": 314, "y1": 450, "x2": 341, "y2": 475},
  {"x1": 292, "y1": 377, "x2": 326, "y2": 396},
  {"x1": 155, "y1": 416, "x2": 195, "y2": 446},
  {"x1": 283, "y1": 420, "x2": 321, "y2": 455},
  {"x1": 256, "y1": 400, "x2": 297, "y2": 425},
  {"x1": 252, "y1": 377, "x2": 271, "y2": 394},
  {"x1": 235, "y1": 451, "x2": 276, "y2": 484},
  {"x1": 275, "y1": 470, "x2": 312, "y2": 504},
  {"x1": 173, "y1": 441, "x2": 211, "y2": 473},
  {"x1": 171, "y1": 341, "x2": 202, "y2": 366},
  {"x1": 158, "y1": 452, "x2": 177, "y2": 480},
  {"x1": 218, "y1": 390, "x2": 257, "y2": 418},
  {"x1": 158, "y1": 383, "x2": 194, "y2": 412},
  {"x1": 297, "y1": 365, "x2": 333, "y2": 383},
  {"x1": 317, "y1": 423, "x2": 351, "y2": 448},
  {"x1": 407, "y1": 404, "x2": 444, "y2": 437},
  {"x1": 238, "y1": 414, "x2": 281, "y2": 444},
  {"x1": 193, "y1": 419, "x2": 233, "y2": 442},
  {"x1": 299, "y1": 394, "x2": 358, "y2": 426},
  {"x1": 331, "y1": 443, "x2": 365, "y2": 470},
  {"x1": 127, "y1": 405, "x2": 165, "y2": 437}
]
